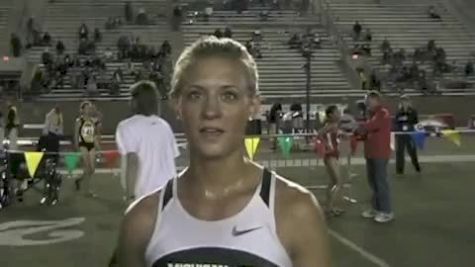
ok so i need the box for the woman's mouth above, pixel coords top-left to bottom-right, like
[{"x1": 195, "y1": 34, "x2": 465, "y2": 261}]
[{"x1": 199, "y1": 127, "x2": 225, "y2": 139}]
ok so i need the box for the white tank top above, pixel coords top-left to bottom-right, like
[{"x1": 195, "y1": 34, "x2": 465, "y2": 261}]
[{"x1": 145, "y1": 169, "x2": 293, "y2": 267}]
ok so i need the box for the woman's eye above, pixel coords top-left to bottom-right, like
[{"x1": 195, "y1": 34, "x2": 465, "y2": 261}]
[
  {"x1": 187, "y1": 91, "x2": 202, "y2": 100},
  {"x1": 221, "y1": 91, "x2": 238, "y2": 101}
]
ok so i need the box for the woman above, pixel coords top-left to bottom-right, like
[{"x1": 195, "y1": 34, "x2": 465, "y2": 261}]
[
  {"x1": 74, "y1": 101, "x2": 99, "y2": 197},
  {"x1": 320, "y1": 105, "x2": 344, "y2": 216},
  {"x1": 116, "y1": 37, "x2": 331, "y2": 266}
]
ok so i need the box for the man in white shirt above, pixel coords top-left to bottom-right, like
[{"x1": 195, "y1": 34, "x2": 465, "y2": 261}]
[{"x1": 115, "y1": 81, "x2": 179, "y2": 202}]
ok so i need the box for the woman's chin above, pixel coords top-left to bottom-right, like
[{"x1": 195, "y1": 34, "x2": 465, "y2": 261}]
[{"x1": 192, "y1": 143, "x2": 233, "y2": 160}]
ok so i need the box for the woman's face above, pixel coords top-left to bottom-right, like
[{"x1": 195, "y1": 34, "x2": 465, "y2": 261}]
[
  {"x1": 175, "y1": 56, "x2": 260, "y2": 159},
  {"x1": 82, "y1": 103, "x2": 92, "y2": 116}
]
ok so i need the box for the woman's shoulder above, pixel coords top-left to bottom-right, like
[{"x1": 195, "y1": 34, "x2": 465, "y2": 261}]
[
  {"x1": 273, "y1": 172, "x2": 324, "y2": 224},
  {"x1": 122, "y1": 190, "x2": 162, "y2": 237}
]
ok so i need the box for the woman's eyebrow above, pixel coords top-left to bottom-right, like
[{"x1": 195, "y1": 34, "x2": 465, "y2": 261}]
[{"x1": 187, "y1": 84, "x2": 205, "y2": 90}]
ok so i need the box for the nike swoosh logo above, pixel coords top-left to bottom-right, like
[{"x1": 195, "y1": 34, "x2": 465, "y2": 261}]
[{"x1": 232, "y1": 226, "x2": 262, "y2": 237}]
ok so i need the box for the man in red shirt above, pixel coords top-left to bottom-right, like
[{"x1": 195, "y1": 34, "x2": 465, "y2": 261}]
[{"x1": 357, "y1": 92, "x2": 394, "y2": 223}]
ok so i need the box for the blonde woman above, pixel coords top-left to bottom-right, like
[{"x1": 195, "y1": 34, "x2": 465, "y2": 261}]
[{"x1": 74, "y1": 101, "x2": 99, "y2": 197}]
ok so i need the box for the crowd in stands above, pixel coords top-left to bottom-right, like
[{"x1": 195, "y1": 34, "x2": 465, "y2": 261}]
[
  {"x1": 245, "y1": 30, "x2": 263, "y2": 59},
  {"x1": 349, "y1": 9, "x2": 474, "y2": 94},
  {"x1": 30, "y1": 31, "x2": 173, "y2": 98},
  {"x1": 10, "y1": 1, "x2": 176, "y2": 98},
  {"x1": 379, "y1": 38, "x2": 474, "y2": 94},
  {"x1": 288, "y1": 27, "x2": 321, "y2": 56},
  {"x1": 210, "y1": 27, "x2": 263, "y2": 59},
  {"x1": 351, "y1": 21, "x2": 373, "y2": 56}
]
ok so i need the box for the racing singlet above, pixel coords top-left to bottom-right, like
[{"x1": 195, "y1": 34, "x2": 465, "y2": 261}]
[{"x1": 145, "y1": 169, "x2": 293, "y2": 267}]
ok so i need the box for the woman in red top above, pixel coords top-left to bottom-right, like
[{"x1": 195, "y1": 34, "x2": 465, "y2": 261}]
[{"x1": 320, "y1": 105, "x2": 344, "y2": 216}]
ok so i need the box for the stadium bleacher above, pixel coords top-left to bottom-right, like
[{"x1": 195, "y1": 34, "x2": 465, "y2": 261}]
[
  {"x1": 26, "y1": 0, "x2": 171, "y2": 100},
  {"x1": 327, "y1": 0, "x2": 475, "y2": 92},
  {"x1": 183, "y1": 7, "x2": 354, "y2": 99}
]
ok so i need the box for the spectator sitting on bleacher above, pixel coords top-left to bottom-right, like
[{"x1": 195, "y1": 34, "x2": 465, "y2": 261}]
[
  {"x1": 105, "y1": 17, "x2": 115, "y2": 30},
  {"x1": 173, "y1": 5, "x2": 182, "y2": 18},
  {"x1": 213, "y1": 28, "x2": 223, "y2": 38},
  {"x1": 42, "y1": 48, "x2": 53, "y2": 67},
  {"x1": 10, "y1": 33, "x2": 22, "y2": 57},
  {"x1": 78, "y1": 39, "x2": 86, "y2": 55},
  {"x1": 103, "y1": 47, "x2": 115, "y2": 62},
  {"x1": 72, "y1": 54, "x2": 81, "y2": 67},
  {"x1": 160, "y1": 40, "x2": 172, "y2": 56},
  {"x1": 113, "y1": 68, "x2": 124, "y2": 83},
  {"x1": 381, "y1": 37, "x2": 391, "y2": 52},
  {"x1": 125, "y1": 1, "x2": 133, "y2": 23},
  {"x1": 252, "y1": 30, "x2": 263, "y2": 42},
  {"x1": 136, "y1": 8, "x2": 149, "y2": 25},
  {"x1": 302, "y1": 27, "x2": 321, "y2": 49},
  {"x1": 382, "y1": 48, "x2": 392, "y2": 65},
  {"x1": 172, "y1": 5, "x2": 183, "y2": 31},
  {"x1": 428, "y1": 6, "x2": 441, "y2": 20},
  {"x1": 204, "y1": 5, "x2": 213, "y2": 21},
  {"x1": 288, "y1": 33, "x2": 302, "y2": 49},
  {"x1": 435, "y1": 47, "x2": 446, "y2": 62},
  {"x1": 79, "y1": 23, "x2": 89, "y2": 40},
  {"x1": 245, "y1": 40, "x2": 262, "y2": 59},
  {"x1": 465, "y1": 61, "x2": 474, "y2": 76},
  {"x1": 94, "y1": 28, "x2": 102, "y2": 43},
  {"x1": 64, "y1": 54, "x2": 72, "y2": 67},
  {"x1": 353, "y1": 21, "x2": 362, "y2": 41},
  {"x1": 364, "y1": 29, "x2": 372, "y2": 42},
  {"x1": 413, "y1": 48, "x2": 423, "y2": 62},
  {"x1": 427, "y1": 39, "x2": 436, "y2": 53},
  {"x1": 259, "y1": 10, "x2": 269, "y2": 21},
  {"x1": 117, "y1": 35, "x2": 131, "y2": 59},
  {"x1": 361, "y1": 43, "x2": 371, "y2": 56},
  {"x1": 224, "y1": 27, "x2": 233, "y2": 38},
  {"x1": 394, "y1": 49, "x2": 406, "y2": 65},
  {"x1": 78, "y1": 39, "x2": 96, "y2": 55},
  {"x1": 42, "y1": 32, "x2": 52, "y2": 46},
  {"x1": 369, "y1": 69, "x2": 381, "y2": 91},
  {"x1": 56, "y1": 40, "x2": 65, "y2": 55},
  {"x1": 409, "y1": 61, "x2": 420, "y2": 80},
  {"x1": 115, "y1": 17, "x2": 123, "y2": 26}
]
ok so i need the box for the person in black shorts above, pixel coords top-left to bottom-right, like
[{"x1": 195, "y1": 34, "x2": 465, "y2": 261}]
[{"x1": 74, "y1": 101, "x2": 99, "y2": 197}]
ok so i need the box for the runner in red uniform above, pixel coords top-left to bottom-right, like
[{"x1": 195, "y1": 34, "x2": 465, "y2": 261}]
[{"x1": 319, "y1": 105, "x2": 344, "y2": 216}]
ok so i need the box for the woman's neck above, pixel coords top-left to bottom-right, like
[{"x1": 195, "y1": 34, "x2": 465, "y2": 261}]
[{"x1": 185, "y1": 149, "x2": 255, "y2": 193}]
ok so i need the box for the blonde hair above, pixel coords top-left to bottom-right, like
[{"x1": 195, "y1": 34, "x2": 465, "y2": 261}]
[
  {"x1": 170, "y1": 36, "x2": 259, "y2": 98},
  {"x1": 79, "y1": 101, "x2": 92, "y2": 115}
]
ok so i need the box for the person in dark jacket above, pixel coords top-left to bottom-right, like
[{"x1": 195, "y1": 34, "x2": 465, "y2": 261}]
[
  {"x1": 79, "y1": 23, "x2": 89, "y2": 40},
  {"x1": 356, "y1": 91, "x2": 393, "y2": 223},
  {"x1": 395, "y1": 95, "x2": 421, "y2": 174},
  {"x1": 56, "y1": 40, "x2": 65, "y2": 54},
  {"x1": 125, "y1": 1, "x2": 133, "y2": 23},
  {"x1": 224, "y1": 27, "x2": 233, "y2": 38},
  {"x1": 10, "y1": 33, "x2": 22, "y2": 57}
]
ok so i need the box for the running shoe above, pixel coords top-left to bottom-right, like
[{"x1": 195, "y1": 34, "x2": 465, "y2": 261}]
[
  {"x1": 374, "y1": 212, "x2": 395, "y2": 223},
  {"x1": 361, "y1": 209, "x2": 377, "y2": 218}
]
